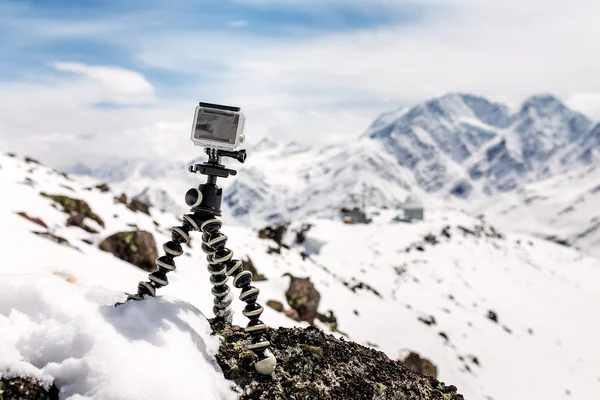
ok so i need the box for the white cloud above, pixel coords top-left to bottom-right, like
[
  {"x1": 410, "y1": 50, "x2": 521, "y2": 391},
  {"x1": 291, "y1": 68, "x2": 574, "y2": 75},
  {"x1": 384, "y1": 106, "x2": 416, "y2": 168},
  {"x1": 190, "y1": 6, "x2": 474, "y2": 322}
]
[
  {"x1": 2, "y1": 0, "x2": 600, "y2": 168},
  {"x1": 53, "y1": 62, "x2": 155, "y2": 105}
]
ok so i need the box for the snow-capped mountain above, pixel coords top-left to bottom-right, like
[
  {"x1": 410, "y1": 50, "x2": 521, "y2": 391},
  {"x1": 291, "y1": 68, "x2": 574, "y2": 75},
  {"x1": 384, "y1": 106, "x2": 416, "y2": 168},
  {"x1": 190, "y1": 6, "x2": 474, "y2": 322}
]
[
  {"x1": 2, "y1": 151, "x2": 600, "y2": 399},
  {"x1": 366, "y1": 93, "x2": 593, "y2": 196}
]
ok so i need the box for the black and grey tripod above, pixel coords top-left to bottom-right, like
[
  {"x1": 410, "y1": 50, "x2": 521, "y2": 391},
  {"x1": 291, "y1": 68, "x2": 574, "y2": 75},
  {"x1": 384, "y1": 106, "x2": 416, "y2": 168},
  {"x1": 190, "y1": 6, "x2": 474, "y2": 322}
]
[{"x1": 118, "y1": 102, "x2": 277, "y2": 375}]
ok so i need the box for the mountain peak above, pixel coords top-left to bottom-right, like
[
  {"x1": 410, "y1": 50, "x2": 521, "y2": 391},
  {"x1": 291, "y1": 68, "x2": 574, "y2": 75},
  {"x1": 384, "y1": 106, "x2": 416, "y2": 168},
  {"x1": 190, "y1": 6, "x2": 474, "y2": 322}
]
[{"x1": 520, "y1": 94, "x2": 567, "y2": 114}]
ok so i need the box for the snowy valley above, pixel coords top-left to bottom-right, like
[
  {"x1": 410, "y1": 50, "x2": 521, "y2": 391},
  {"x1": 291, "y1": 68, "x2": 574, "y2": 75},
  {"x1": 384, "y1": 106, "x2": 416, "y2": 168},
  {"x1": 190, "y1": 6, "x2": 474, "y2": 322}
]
[{"x1": 1, "y1": 131, "x2": 600, "y2": 399}]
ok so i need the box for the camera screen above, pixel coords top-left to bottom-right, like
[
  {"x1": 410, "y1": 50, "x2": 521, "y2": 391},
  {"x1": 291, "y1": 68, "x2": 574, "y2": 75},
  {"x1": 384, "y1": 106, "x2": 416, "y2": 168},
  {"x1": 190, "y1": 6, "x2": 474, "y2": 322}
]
[{"x1": 193, "y1": 110, "x2": 239, "y2": 144}]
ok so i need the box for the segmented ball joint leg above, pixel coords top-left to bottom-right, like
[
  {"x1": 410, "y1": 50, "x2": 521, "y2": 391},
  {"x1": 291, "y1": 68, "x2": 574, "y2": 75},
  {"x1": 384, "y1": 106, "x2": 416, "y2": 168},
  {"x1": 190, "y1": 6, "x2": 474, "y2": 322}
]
[
  {"x1": 119, "y1": 212, "x2": 277, "y2": 375},
  {"x1": 200, "y1": 217, "x2": 276, "y2": 375}
]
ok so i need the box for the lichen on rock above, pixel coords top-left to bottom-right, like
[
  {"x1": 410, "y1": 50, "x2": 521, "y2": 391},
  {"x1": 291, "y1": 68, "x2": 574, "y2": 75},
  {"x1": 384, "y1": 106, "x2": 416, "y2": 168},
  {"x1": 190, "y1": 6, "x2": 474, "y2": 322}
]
[
  {"x1": 98, "y1": 230, "x2": 158, "y2": 271},
  {"x1": 40, "y1": 193, "x2": 105, "y2": 228},
  {"x1": 0, "y1": 376, "x2": 59, "y2": 400},
  {"x1": 211, "y1": 320, "x2": 464, "y2": 400}
]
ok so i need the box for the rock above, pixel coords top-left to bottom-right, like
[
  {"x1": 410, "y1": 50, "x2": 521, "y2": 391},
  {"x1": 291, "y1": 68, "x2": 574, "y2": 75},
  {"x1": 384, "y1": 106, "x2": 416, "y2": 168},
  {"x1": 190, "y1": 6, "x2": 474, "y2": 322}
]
[
  {"x1": 114, "y1": 193, "x2": 128, "y2": 204},
  {"x1": 401, "y1": 352, "x2": 438, "y2": 378},
  {"x1": 284, "y1": 308, "x2": 300, "y2": 321},
  {"x1": 32, "y1": 231, "x2": 70, "y2": 246},
  {"x1": 487, "y1": 310, "x2": 498, "y2": 323},
  {"x1": 40, "y1": 193, "x2": 105, "y2": 228},
  {"x1": 266, "y1": 246, "x2": 281, "y2": 254},
  {"x1": 95, "y1": 183, "x2": 110, "y2": 192},
  {"x1": 258, "y1": 224, "x2": 287, "y2": 246},
  {"x1": 99, "y1": 230, "x2": 158, "y2": 271},
  {"x1": 24, "y1": 156, "x2": 40, "y2": 164},
  {"x1": 66, "y1": 212, "x2": 99, "y2": 234},
  {"x1": 266, "y1": 300, "x2": 284, "y2": 312},
  {"x1": 284, "y1": 273, "x2": 321, "y2": 324},
  {"x1": 0, "y1": 376, "x2": 59, "y2": 400},
  {"x1": 242, "y1": 257, "x2": 267, "y2": 281},
  {"x1": 418, "y1": 315, "x2": 437, "y2": 326},
  {"x1": 316, "y1": 310, "x2": 338, "y2": 331},
  {"x1": 16, "y1": 211, "x2": 48, "y2": 228},
  {"x1": 294, "y1": 223, "x2": 313, "y2": 245},
  {"x1": 211, "y1": 321, "x2": 463, "y2": 400},
  {"x1": 127, "y1": 198, "x2": 151, "y2": 215}
]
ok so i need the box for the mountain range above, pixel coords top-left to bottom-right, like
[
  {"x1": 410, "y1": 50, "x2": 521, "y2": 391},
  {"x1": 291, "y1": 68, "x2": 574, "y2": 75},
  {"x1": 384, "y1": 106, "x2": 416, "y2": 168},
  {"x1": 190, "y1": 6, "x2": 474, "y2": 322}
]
[{"x1": 68, "y1": 93, "x2": 600, "y2": 256}]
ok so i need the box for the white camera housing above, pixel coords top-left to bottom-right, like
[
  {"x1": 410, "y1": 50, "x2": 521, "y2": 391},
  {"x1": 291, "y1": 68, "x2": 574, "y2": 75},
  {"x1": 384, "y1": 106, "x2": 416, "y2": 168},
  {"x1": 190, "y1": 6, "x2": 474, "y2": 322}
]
[{"x1": 190, "y1": 102, "x2": 245, "y2": 150}]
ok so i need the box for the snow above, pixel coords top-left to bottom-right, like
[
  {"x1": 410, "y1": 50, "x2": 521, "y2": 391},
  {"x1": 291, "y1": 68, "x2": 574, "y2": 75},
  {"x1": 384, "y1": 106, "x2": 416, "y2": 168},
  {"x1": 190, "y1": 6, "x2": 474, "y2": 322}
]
[{"x1": 0, "y1": 274, "x2": 238, "y2": 400}]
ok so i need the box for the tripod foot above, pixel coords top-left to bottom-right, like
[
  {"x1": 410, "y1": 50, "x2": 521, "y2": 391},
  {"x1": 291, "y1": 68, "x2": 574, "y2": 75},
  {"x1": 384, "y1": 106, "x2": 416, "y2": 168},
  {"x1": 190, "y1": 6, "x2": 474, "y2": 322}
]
[{"x1": 255, "y1": 351, "x2": 277, "y2": 375}]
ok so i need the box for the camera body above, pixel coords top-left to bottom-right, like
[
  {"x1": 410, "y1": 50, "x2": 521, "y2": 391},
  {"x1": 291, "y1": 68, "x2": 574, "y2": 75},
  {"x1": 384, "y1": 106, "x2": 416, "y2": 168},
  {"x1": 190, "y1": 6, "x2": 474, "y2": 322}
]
[{"x1": 190, "y1": 102, "x2": 245, "y2": 150}]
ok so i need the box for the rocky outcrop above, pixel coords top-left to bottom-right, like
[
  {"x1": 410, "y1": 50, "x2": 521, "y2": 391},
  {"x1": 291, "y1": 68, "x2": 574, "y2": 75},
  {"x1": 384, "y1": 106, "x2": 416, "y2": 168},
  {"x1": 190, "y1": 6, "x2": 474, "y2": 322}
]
[
  {"x1": 66, "y1": 212, "x2": 99, "y2": 234},
  {"x1": 258, "y1": 224, "x2": 287, "y2": 247},
  {"x1": 266, "y1": 300, "x2": 285, "y2": 312},
  {"x1": 284, "y1": 274, "x2": 321, "y2": 324},
  {"x1": 99, "y1": 231, "x2": 158, "y2": 271},
  {"x1": 114, "y1": 193, "x2": 128, "y2": 205},
  {"x1": 40, "y1": 193, "x2": 105, "y2": 228},
  {"x1": 16, "y1": 212, "x2": 48, "y2": 228},
  {"x1": 127, "y1": 199, "x2": 151, "y2": 215},
  {"x1": 401, "y1": 352, "x2": 438, "y2": 378},
  {"x1": 211, "y1": 321, "x2": 463, "y2": 400},
  {"x1": 0, "y1": 376, "x2": 58, "y2": 400}
]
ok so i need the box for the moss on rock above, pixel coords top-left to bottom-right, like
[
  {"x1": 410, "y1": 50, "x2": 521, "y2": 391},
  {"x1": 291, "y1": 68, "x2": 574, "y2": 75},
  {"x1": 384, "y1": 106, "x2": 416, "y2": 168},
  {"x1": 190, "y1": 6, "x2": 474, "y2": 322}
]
[
  {"x1": 211, "y1": 320, "x2": 464, "y2": 400},
  {"x1": 40, "y1": 193, "x2": 104, "y2": 228}
]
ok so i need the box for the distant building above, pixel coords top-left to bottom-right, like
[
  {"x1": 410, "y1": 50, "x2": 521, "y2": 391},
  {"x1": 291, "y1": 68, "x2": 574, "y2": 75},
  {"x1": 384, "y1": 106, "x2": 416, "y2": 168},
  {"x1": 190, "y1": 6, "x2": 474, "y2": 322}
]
[
  {"x1": 340, "y1": 207, "x2": 371, "y2": 224},
  {"x1": 402, "y1": 196, "x2": 424, "y2": 221}
]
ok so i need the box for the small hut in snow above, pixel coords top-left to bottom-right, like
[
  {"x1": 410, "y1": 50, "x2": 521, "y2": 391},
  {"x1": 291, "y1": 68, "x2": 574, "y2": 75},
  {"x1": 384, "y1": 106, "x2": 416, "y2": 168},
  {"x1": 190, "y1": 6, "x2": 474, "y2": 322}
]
[{"x1": 402, "y1": 196, "x2": 424, "y2": 221}]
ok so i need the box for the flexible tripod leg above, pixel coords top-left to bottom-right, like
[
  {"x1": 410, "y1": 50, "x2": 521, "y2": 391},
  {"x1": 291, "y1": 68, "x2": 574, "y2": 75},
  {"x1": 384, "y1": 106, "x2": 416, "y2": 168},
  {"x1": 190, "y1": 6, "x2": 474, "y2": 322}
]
[
  {"x1": 201, "y1": 218, "x2": 277, "y2": 375},
  {"x1": 122, "y1": 213, "x2": 198, "y2": 301}
]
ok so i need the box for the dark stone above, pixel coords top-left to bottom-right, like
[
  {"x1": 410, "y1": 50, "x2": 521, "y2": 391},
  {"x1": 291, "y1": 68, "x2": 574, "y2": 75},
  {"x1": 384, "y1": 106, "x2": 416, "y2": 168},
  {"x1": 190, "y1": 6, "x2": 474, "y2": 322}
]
[
  {"x1": 284, "y1": 273, "x2": 320, "y2": 324},
  {"x1": 98, "y1": 230, "x2": 158, "y2": 271},
  {"x1": 266, "y1": 246, "x2": 280, "y2": 254},
  {"x1": 16, "y1": 211, "x2": 48, "y2": 228},
  {"x1": 487, "y1": 310, "x2": 498, "y2": 323},
  {"x1": 95, "y1": 183, "x2": 110, "y2": 192},
  {"x1": 127, "y1": 199, "x2": 151, "y2": 215},
  {"x1": 258, "y1": 224, "x2": 287, "y2": 246},
  {"x1": 114, "y1": 193, "x2": 128, "y2": 204},
  {"x1": 401, "y1": 352, "x2": 438, "y2": 378},
  {"x1": 294, "y1": 223, "x2": 313, "y2": 245},
  {"x1": 32, "y1": 231, "x2": 70, "y2": 246},
  {"x1": 24, "y1": 156, "x2": 41, "y2": 164},
  {"x1": 423, "y1": 234, "x2": 438, "y2": 245},
  {"x1": 418, "y1": 315, "x2": 437, "y2": 326},
  {"x1": 66, "y1": 212, "x2": 99, "y2": 234},
  {"x1": 40, "y1": 193, "x2": 105, "y2": 228},
  {"x1": 266, "y1": 300, "x2": 284, "y2": 312},
  {"x1": 0, "y1": 376, "x2": 59, "y2": 400},
  {"x1": 316, "y1": 310, "x2": 338, "y2": 331},
  {"x1": 211, "y1": 321, "x2": 463, "y2": 400},
  {"x1": 242, "y1": 257, "x2": 267, "y2": 281}
]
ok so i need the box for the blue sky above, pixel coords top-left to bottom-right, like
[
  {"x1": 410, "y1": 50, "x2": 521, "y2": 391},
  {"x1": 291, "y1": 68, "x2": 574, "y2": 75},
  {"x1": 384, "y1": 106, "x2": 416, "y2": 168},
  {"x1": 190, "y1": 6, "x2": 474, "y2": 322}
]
[
  {"x1": 0, "y1": 0, "x2": 599, "y2": 167},
  {"x1": 0, "y1": 0, "x2": 423, "y2": 101}
]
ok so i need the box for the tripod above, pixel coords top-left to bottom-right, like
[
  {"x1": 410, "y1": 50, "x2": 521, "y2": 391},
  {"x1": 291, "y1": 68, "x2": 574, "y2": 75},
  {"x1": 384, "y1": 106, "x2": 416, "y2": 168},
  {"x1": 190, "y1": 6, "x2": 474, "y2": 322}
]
[{"x1": 118, "y1": 147, "x2": 277, "y2": 375}]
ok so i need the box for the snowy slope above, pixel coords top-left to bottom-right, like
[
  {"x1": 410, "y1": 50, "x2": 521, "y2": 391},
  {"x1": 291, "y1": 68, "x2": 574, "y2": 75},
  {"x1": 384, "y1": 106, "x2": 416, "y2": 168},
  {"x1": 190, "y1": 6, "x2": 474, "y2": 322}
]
[
  {"x1": 476, "y1": 163, "x2": 600, "y2": 258},
  {"x1": 2, "y1": 152, "x2": 600, "y2": 399}
]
